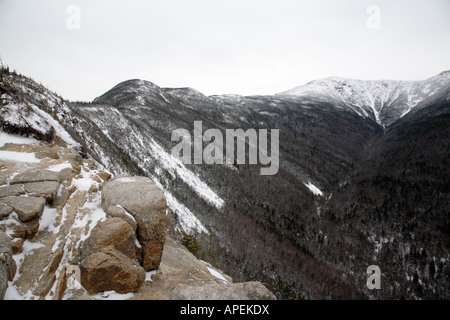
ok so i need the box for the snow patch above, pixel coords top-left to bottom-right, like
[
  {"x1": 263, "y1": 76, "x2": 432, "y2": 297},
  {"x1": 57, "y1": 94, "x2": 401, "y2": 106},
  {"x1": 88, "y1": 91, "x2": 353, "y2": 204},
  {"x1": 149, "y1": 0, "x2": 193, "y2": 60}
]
[
  {"x1": 146, "y1": 270, "x2": 156, "y2": 282},
  {"x1": 0, "y1": 150, "x2": 40, "y2": 163},
  {"x1": 0, "y1": 132, "x2": 39, "y2": 147},
  {"x1": 304, "y1": 182, "x2": 323, "y2": 196},
  {"x1": 92, "y1": 290, "x2": 135, "y2": 300},
  {"x1": 115, "y1": 177, "x2": 137, "y2": 183},
  {"x1": 206, "y1": 266, "x2": 229, "y2": 283},
  {"x1": 71, "y1": 169, "x2": 97, "y2": 192},
  {"x1": 202, "y1": 261, "x2": 229, "y2": 283},
  {"x1": 47, "y1": 161, "x2": 73, "y2": 172},
  {"x1": 39, "y1": 207, "x2": 58, "y2": 233}
]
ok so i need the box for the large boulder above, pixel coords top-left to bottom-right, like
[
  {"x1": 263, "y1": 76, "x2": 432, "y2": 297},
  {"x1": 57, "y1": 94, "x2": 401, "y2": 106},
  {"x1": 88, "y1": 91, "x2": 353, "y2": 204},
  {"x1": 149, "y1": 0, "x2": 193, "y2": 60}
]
[
  {"x1": 101, "y1": 176, "x2": 166, "y2": 271},
  {"x1": 0, "y1": 196, "x2": 45, "y2": 222},
  {"x1": 171, "y1": 282, "x2": 277, "y2": 300},
  {"x1": 80, "y1": 248, "x2": 145, "y2": 294},
  {"x1": 0, "y1": 231, "x2": 16, "y2": 300},
  {"x1": 82, "y1": 217, "x2": 137, "y2": 260}
]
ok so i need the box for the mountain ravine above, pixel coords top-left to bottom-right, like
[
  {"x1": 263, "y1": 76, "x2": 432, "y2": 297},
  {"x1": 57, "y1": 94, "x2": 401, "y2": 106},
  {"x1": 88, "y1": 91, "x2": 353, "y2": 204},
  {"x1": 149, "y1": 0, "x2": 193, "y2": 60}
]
[{"x1": 1, "y1": 66, "x2": 449, "y2": 299}]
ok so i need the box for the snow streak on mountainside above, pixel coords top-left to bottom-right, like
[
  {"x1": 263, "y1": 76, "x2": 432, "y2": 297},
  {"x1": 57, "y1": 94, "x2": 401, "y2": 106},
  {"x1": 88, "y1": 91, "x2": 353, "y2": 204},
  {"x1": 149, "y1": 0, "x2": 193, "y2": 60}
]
[{"x1": 278, "y1": 71, "x2": 450, "y2": 126}]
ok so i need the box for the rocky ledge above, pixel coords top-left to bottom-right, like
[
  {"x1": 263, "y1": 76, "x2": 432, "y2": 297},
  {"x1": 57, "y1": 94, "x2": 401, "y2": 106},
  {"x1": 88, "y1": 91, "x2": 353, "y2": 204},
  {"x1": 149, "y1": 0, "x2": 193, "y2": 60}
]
[{"x1": 0, "y1": 133, "x2": 275, "y2": 300}]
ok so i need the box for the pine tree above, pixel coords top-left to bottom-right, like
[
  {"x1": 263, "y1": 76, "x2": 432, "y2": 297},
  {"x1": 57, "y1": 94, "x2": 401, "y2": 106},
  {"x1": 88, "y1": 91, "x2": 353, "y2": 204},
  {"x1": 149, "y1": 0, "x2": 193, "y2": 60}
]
[{"x1": 181, "y1": 231, "x2": 202, "y2": 256}]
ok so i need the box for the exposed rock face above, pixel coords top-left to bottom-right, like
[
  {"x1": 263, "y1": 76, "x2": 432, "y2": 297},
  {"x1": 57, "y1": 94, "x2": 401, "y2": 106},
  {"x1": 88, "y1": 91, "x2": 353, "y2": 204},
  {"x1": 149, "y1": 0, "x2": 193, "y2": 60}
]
[
  {"x1": 10, "y1": 170, "x2": 60, "y2": 185},
  {"x1": 101, "y1": 176, "x2": 167, "y2": 271},
  {"x1": 106, "y1": 205, "x2": 137, "y2": 232},
  {"x1": 0, "y1": 185, "x2": 26, "y2": 198},
  {"x1": 80, "y1": 248, "x2": 145, "y2": 294},
  {"x1": 171, "y1": 282, "x2": 277, "y2": 300},
  {"x1": 130, "y1": 237, "x2": 233, "y2": 300},
  {"x1": 23, "y1": 181, "x2": 60, "y2": 202},
  {"x1": 0, "y1": 231, "x2": 16, "y2": 300}
]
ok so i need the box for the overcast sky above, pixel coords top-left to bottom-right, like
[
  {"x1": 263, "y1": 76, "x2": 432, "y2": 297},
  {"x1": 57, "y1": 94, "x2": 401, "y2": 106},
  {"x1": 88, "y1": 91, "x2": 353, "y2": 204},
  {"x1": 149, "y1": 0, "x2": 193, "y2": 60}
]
[{"x1": 1, "y1": 0, "x2": 449, "y2": 101}]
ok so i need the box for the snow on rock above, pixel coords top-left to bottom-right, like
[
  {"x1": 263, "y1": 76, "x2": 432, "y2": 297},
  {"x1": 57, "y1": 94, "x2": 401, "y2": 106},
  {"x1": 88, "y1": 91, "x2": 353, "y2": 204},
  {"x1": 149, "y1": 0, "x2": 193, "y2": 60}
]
[
  {"x1": 0, "y1": 138, "x2": 112, "y2": 300},
  {"x1": 0, "y1": 150, "x2": 40, "y2": 163},
  {"x1": 46, "y1": 161, "x2": 73, "y2": 172},
  {"x1": 206, "y1": 266, "x2": 229, "y2": 284},
  {"x1": 114, "y1": 177, "x2": 137, "y2": 183}
]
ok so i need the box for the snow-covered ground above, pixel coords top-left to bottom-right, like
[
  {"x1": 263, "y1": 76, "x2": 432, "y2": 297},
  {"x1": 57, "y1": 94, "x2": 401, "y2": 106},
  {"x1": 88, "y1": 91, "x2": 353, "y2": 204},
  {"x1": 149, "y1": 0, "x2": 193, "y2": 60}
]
[
  {"x1": 0, "y1": 132, "x2": 39, "y2": 147},
  {"x1": 0, "y1": 133, "x2": 106, "y2": 299}
]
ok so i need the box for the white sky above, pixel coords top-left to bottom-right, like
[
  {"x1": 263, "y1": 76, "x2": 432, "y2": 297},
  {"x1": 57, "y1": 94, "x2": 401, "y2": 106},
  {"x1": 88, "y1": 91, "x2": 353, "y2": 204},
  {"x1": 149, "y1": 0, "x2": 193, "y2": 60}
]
[{"x1": 1, "y1": 0, "x2": 449, "y2": 101}]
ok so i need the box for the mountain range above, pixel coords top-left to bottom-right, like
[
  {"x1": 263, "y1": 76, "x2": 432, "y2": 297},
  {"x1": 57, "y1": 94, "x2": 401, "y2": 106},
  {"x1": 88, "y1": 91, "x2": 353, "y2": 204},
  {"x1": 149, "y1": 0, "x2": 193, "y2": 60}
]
[{"x1": 1, "y1": 66, "x2": 449, "y2": 299}]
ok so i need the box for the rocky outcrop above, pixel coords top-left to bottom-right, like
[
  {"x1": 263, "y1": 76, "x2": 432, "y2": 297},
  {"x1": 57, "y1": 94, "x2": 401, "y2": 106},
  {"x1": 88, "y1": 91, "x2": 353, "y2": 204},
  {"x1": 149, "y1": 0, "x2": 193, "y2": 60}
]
[
  {"x1": 0, "y1": 196, "x2": 46, "y2": 239},
  {"x1": 0, "y1": 166, "x2": 64, "y2": 241},
  {"x1": 10, "y1": 170, "x2": 60, "y2": 185},
  {"x1": 130, "y1": 237, "x2": 232, "y2": 300},
  {"x1": 101, "y1": 177, "x2": 167, "y2": 271}
]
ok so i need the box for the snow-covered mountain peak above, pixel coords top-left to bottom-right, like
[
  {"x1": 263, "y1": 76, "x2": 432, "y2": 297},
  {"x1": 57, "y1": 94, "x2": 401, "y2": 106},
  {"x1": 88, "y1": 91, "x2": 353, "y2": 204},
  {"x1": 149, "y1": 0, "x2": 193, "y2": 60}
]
[{"x1": 277, "y1": 72, "x2": 450, "y2": 127}]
